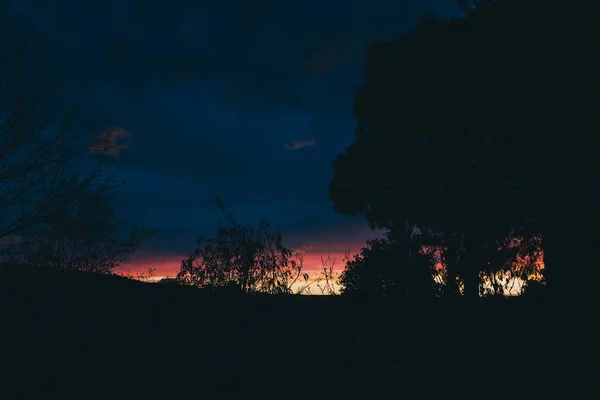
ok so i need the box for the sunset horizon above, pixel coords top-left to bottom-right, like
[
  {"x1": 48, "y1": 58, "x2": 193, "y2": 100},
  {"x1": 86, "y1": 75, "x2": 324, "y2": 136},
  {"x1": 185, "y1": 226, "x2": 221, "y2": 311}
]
[{"x1": 2, "y1": 0, "x2": 589, "y2": 397}]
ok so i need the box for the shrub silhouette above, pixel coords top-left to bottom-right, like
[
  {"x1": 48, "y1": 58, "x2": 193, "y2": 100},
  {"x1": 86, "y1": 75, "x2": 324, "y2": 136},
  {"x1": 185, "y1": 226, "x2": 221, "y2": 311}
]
[
  {"x1": 339, "y1": 230, "x2": 436, "y2": 299},
  {"x1": 0, "y1": 192, "x2": 156, "y2": 274},
  {"x1": 176, "y1": 197, "x2": 307, "y2": 294}
]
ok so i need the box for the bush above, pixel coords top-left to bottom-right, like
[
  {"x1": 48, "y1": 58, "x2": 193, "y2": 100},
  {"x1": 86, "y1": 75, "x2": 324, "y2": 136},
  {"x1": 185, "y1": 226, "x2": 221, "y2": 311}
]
[{"x1": 176, "y1": 198, "x2": 307, "y2": 295}]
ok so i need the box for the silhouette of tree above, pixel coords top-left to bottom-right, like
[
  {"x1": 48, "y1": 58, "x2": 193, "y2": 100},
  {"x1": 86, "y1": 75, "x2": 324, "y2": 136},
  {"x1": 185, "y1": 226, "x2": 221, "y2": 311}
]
[
  {"x1": 339, "y1": 227, "x2": 436, "y2": 299},
  {"x1": 0, "y1": 17, "x2": 124, "y2": 240},
  {"x1": 331, "y1": 1, "x2": 597, "y2": 299},
  {"x1": 449, "y1": 0, "x2": 599, "y2": 299},
  {"x1": 329, "y1": 12, "x2": 530, "y2": 299},
  {"x1": 176, "y1": 198, "x2": 307, "y2": 294},
  {"x1": 477, "y1": 233, "x2": 544, "y2": 296},
  {"x1": 0, "y1": 188, "x2": 156, "y2": 274}
]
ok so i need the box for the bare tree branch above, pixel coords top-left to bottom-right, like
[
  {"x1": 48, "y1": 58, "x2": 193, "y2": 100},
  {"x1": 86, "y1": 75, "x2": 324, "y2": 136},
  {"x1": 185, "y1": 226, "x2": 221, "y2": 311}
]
[{"x1": 0, "y1": 22, "x2": 127, "y2": 240}]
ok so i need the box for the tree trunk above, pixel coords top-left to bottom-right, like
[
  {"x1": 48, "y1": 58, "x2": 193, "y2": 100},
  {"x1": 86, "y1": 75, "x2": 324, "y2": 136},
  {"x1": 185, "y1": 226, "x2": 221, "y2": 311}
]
[
  {"x1": 543, "y1": 201, "x2": 595, "y2": 302},
  {"x1": 461, "y1": 264, "x2": 480, "y2": 300},
  {"x1": 540, "y1": 128, "x2": 596, "y2": 303},
  {"x1": 445, "y1": 236, "x2": 460, "y2": 298},
  {"x1": 461, "y1": 234, "x2": 481, "y2": 300},
  {"x1": 541, "y1": 103, "x2": 598, "y2": 302}
]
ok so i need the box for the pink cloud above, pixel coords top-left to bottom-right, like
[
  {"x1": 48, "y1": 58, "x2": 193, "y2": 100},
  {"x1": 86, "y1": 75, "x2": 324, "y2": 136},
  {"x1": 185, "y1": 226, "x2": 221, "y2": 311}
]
[
  {"x1": 284, "y1": 138, "x2": 316, "y2": 151},
  {"x1": 89, "y1": 126, "x2": 132, "y2": 159}
]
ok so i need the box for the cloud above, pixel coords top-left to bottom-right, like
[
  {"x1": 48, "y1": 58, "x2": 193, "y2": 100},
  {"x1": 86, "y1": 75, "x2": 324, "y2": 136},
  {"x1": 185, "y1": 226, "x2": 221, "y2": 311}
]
[
  {"x1": 295, "y1": 245, "x2": 314, "y2": 254},
  {"x1": 5, "y1": 0, "x2": 458, "y2": 111},
  {"x1": 89, "y1": 126, "x2": 132, "y2": 159},
  {"x1": 284, "y1": 138, "x2": 316, "y2": 151}
]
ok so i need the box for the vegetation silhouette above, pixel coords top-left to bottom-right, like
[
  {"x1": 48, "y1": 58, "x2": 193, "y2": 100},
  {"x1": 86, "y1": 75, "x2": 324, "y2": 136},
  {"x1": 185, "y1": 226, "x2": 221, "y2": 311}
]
[
  {"x1": 330, "y1": 0, "x2": 596, "y2": 300},
  {"x1": 0, "y1": 191, "x2": 156, "y2": 274},
  {"x1": 1, "y1": 1, "x2": 591, "y2": 398},
  {"x1": 0, "y1": 19, "x2": 127, "y2": 241},
  {"x1": 339, "y1": 228, "x2": 438, "y2": 299},
  {"x1": 0, "y1": 18, "x2": 155, "y2": 275},
  {"x1": 176, "y1": 197, "x2": 312, "y2": 295}
]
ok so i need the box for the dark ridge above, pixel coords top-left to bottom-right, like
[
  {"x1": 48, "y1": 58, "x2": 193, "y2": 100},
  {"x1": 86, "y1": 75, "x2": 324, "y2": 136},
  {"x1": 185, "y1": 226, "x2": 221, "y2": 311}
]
[{"x1": 1, "y1": 264, "x2": 564, "y2": 399}]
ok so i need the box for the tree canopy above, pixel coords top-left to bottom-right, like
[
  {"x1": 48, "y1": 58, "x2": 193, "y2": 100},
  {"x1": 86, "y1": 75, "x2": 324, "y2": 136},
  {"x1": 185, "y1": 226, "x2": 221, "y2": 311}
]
[
  {"x1": 330, "y1": 0, "x2": 597, "y2": 298},
  {"x1": 339, "y1": 228, "x2": 438, "y2": 299}
]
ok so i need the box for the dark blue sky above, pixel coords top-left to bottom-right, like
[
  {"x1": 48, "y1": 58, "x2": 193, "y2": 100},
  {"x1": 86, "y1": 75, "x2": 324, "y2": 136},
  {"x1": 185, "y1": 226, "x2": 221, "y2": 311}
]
[{"x1": 3, "y1": 0, "x2": 458, "y2": 275}]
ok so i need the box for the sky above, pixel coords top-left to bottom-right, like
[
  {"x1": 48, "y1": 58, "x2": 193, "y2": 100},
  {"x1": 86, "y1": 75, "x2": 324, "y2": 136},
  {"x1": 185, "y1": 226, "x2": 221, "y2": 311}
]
[{"x1": 2, "y1": 0, "x2": 459, "y2": 277}]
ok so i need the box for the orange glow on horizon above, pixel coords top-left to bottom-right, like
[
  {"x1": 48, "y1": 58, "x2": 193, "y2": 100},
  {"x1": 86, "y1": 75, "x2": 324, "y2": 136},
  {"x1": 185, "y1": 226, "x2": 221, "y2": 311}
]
[
  {"x1": 119, "y1": 246, "x2": 544, "y2": 282},
  {"x1": 118, "y1": 250, "x2": 357, "y2": 278}
]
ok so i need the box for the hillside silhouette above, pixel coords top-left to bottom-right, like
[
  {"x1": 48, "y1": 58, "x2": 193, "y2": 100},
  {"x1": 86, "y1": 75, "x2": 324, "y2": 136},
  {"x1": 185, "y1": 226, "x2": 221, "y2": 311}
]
[{"x1": 2, "y1": 263, "x2": 566, "y2": 399}]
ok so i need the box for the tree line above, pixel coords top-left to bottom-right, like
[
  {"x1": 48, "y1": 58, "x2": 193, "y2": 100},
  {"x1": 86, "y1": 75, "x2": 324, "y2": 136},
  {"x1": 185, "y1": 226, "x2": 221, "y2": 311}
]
[{"x1": 2, "y1": 0, "x2": 595, "y2": 299}]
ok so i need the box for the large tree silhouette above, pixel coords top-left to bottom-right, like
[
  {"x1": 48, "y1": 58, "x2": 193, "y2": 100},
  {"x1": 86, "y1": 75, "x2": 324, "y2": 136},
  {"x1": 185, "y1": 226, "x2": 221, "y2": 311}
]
[
  {"x1": 330, "y1": 1, "x2": 594, "y2": 299},
  {"x1": 330, "y1": 12, "x2": 527, "y2": 298},
  {"x1": 0, "y1": 17, "x2": 123, "y2": 241}
]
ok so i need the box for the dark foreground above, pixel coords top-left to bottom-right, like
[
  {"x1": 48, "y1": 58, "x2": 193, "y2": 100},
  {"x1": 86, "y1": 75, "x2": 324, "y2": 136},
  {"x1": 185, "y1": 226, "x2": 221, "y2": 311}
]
[{"x1": 0, "y1": 265, "x2": 589, "y2": 399}]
